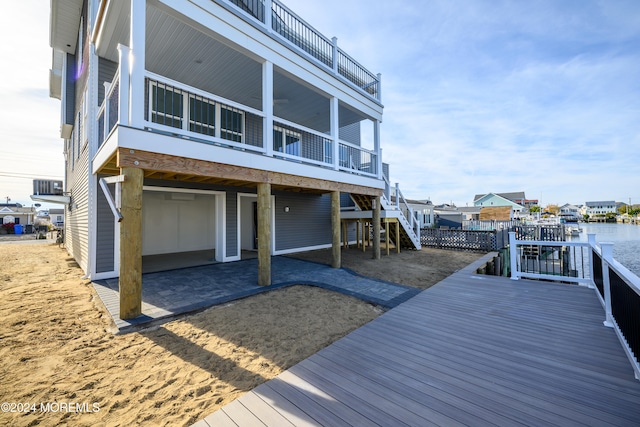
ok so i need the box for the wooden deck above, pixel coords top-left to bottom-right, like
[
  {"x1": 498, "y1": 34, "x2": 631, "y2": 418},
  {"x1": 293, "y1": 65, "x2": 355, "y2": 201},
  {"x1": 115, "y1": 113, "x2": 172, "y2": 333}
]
[{"x1": 195, "y1": 261, "x2": 640, "y2": 426}]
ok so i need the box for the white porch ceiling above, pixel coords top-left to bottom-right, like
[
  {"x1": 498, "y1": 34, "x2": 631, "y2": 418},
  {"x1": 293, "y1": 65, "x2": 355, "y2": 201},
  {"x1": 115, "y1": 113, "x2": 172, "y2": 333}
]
[{"x1": 96, "y1": 2, "x2": 367, "y2": 133}]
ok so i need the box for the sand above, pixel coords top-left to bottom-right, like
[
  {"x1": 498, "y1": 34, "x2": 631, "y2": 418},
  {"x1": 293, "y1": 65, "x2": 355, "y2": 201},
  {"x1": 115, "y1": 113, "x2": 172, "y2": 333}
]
[{"x1": 0, "y1": 238, "x2": 483, "y2": 426}]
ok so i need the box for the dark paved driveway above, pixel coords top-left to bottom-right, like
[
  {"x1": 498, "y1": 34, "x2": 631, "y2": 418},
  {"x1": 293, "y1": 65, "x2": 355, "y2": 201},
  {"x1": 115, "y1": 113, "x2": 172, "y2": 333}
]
[{"x1": 92, "y1": 256, "x2": 420, "y2": 333}]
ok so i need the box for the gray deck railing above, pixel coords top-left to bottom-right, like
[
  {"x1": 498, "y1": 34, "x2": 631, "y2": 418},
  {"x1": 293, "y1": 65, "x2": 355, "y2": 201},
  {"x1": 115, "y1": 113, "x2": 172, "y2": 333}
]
[
  {"x1": 509, "y1": 232, "x2": 640, "y2": 380},
  {"x1": 222, "y1": 0, "x2": 381, "y2": 100}
]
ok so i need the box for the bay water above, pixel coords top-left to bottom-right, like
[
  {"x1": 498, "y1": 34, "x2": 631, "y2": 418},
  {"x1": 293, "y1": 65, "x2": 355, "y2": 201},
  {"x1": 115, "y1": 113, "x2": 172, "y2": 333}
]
[{"x1": 568, "y1": 223, "x2": 640, "y2": 278}]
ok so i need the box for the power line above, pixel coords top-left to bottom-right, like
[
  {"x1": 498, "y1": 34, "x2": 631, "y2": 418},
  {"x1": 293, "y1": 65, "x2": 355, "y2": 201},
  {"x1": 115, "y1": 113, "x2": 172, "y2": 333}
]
[{"x1": 0, "y1": 172, "x2": 63, "y2": 180}]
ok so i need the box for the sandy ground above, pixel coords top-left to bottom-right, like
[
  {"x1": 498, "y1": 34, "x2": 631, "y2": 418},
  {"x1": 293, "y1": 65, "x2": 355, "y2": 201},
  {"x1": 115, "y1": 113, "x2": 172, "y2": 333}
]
[{"x1": 0, "y1": 237, "x2": 483, "y2": 426}]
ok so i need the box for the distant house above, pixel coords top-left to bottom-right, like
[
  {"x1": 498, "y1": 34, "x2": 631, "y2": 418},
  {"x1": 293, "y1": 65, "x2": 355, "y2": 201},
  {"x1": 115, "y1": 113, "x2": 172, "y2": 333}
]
[
  {"x1": 473, "y1": 193, "x2": 525, "y2": 217},
  {"x1": 582, "y1": 201, "x2": 616, "y2": 217},
  {"x1": 49, "y1": 209, "x2": 65, "y2": 227},
  {"x1": 0, "y1": 204, "x2": 35, "y2": 226},
  {"x1": 559, "y1": 203, "x2": 582, "y2": 222},
  {"x1": 474, "y1": 191, "x2": 538, "y2": 210},
  {"x1": 403, "y1": 199, "x2": 435, "y2": 228}
]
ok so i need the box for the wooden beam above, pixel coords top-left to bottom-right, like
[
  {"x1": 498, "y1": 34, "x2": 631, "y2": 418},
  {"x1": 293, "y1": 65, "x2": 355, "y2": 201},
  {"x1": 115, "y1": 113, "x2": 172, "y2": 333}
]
[
  {"x1": 257, "y1": 182, "x2": 271, "y2": 286},
  {"x1": 119, "y1": 167, "x2": 143, "y2": 319},
  {"x1": 372, "y1": 196, "x2": 381, "y2": 260},
  {"x1": 331, "y1": 191, "x2": 341, "y2": 268},
  {"x1": 116, "y1": 148, "x2": 382, "y2": 196}
]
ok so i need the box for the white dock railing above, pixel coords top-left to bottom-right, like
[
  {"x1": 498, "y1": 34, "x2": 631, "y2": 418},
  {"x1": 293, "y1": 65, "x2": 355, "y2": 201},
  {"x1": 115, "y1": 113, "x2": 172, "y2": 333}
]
[{"x1": 509, "y1": 232, "x2": 640, "y2": 380}]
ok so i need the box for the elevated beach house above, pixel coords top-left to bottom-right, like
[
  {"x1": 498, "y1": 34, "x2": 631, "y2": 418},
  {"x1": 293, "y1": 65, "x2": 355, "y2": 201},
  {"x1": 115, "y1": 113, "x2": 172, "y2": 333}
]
[{"x1": 48, "y1": 0, "x2": 419, "y2": 319}]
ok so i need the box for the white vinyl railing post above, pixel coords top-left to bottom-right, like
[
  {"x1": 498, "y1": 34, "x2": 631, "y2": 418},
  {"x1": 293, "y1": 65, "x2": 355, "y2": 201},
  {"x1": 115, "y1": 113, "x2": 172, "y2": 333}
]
[
  {"x1": 509, "y1": 231, "x2": 520, "y2": 280},
  {"x1": 587, "y1": 234, "x2": 597, "y2": 289},
  {"x1": 265, "y1": 0, "x2": 272, "y2": 31},
  {"x1": 116, "y1": 44, "x2": 130, "y2": 126},
  {"x1": 395, "y1": 183, "x2": 400, "y2": 209},
  {"x1": 332, "y1": 37, "x2": 338, "y2": 73},
  {"x1": 601, "y1": 242, "x2": 614, "y2": 328}
]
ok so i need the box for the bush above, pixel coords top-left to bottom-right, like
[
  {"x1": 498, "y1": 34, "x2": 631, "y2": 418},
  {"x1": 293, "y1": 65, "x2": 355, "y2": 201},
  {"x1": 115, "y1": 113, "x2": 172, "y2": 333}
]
[{"x1": 2, "y1": 222, "x2": 15, "y2": 234}]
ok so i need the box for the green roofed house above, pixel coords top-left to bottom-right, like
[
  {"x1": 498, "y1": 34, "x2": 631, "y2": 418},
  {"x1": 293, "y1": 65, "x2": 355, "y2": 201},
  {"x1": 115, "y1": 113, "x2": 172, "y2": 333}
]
[{"x1": 46, "y1": 0, "x2": 420, "y2": 319}]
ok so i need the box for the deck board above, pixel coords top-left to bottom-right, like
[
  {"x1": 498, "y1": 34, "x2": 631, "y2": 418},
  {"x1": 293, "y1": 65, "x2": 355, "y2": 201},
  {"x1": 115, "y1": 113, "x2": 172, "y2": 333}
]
[{"x1": 200, "y1": 267, "x2": 640, "y2": 427}]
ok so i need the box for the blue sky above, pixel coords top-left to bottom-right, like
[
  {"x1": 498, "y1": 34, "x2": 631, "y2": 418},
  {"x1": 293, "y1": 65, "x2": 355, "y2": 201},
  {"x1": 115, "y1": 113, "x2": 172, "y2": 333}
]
[{"x1": 1, "y1": 1, "x2": 638, "y2": 208}]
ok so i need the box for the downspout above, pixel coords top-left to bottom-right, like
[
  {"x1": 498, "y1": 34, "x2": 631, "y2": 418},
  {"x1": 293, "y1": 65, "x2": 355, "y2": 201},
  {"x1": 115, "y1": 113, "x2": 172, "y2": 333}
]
[{"x1": 91, "y1": 0, "x2": 107, "y2": 46}]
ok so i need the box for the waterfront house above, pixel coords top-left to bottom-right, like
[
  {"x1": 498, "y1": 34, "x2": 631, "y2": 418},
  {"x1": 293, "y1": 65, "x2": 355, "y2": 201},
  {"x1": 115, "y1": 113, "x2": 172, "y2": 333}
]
[
  {"x1": 582, "y1": 201, "x2": 617, "y2": 217},
  {"x1": 47, "y1": 0, "x2": 419, "y2": 319},
  {"x1": 473, "y1": 192, "x2": 525, "y2": 217},
  {"x1": 559, "y1": 203, "x2": 582, "y2": 222}
]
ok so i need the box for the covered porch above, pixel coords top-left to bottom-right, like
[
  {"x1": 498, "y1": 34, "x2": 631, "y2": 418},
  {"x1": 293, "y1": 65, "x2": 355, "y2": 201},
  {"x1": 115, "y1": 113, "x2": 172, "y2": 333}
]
[{"x1": 95, "y1": 147, "x2": 384, "y2": 320}]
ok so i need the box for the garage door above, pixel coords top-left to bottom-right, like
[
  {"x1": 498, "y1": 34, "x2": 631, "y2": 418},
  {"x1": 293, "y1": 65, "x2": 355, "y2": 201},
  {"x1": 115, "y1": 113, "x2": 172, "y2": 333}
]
[{"x1": 142, "y1": 191, "x2": 216, "y2": 256}]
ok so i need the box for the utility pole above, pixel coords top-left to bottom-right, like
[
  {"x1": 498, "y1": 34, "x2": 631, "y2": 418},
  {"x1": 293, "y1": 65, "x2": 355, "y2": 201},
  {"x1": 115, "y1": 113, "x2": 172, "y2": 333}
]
[{"x1": 5, "y1": 196, "x2": 10, "y2": 205}]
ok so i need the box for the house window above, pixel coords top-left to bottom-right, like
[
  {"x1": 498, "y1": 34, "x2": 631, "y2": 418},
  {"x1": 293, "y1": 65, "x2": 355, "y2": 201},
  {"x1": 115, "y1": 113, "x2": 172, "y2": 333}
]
[
  {"x1": 150, "y1": 83, "x2": 183, "y2": 129},
  {"x1": 189, "y1": 95, "x2": 216, "y2": 136},
  {"x1": 220, "y1": 107, "x2": 243, "y2": 142},
  {"x1": 274, "y1": 126, "x2": 301, "y2": 156}
]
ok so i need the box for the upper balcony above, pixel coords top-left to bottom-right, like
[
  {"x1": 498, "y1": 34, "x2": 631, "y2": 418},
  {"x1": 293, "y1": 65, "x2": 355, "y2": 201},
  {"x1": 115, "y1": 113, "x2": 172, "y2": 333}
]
[
  {"x1": 91, "y1": 0, "x2": 384, "y2": 187},
  {"x1": 224, "y1": 0, "x2": 381, "y2": 101}
]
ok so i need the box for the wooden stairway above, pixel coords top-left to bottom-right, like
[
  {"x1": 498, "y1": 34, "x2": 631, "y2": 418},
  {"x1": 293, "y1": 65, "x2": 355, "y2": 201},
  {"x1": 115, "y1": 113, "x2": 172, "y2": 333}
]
[{"x1": 350, "y1": 194, "x2": 421, "y2": 250}]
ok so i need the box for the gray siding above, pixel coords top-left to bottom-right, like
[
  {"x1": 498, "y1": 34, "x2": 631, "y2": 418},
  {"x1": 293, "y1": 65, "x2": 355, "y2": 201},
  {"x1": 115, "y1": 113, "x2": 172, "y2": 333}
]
[
  {"x1": 101, "y1": 179, "x2": 341, "y2": 260},
  {"x1": 340, "y1": 192, "x2": 355, "y2": 209},
  {"x1": 64, "y1": 53, "x2": 75, "y2": 127},
  {"x1": 97, "y1": 57, "x2": 118, "y2": 107},
  {"x1": 274, "y1": 192, "x2": 331, "y2": 251},
  {"x1": 64, "y1": 4, "x2": 91, "y2": 275},
  {"x1": 65, "y1": 142, "x2": 90, "y2": 274},
  {"x1": 96, "y1": 180, "x2": 115, "y2": 273},
  {"x1": 225, "y1": 191, "x2": 238, "y2": 257}
]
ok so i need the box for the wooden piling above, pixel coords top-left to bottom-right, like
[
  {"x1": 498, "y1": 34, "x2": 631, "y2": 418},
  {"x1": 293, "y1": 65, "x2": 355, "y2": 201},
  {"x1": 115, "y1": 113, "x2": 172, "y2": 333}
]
[
  {"x1": 331, "y1": 191, "x2": 341, "y2": 268},
  {"x1": 119, "y1": 167, "x2": 143, "y2": 319},
  {"x1": 257, "y1": 182, "x2": 271, "y2": 286}
]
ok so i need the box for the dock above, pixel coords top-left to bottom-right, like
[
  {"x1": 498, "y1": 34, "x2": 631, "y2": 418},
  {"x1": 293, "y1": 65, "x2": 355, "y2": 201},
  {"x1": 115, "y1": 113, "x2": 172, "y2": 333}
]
[{"x1": 195, "y1": 256, "x2": 640, "y2": 426}]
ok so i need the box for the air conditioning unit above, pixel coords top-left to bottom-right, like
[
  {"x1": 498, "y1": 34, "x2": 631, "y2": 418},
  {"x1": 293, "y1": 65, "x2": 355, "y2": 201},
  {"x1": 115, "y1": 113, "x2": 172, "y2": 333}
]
[{"x1": 33, "y1": 180, "x2": 64, "y2": 196}]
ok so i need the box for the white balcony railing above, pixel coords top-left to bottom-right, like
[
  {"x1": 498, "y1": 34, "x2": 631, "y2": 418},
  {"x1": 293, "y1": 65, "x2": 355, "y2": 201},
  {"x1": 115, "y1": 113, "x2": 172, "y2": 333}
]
[
  {"x1": 97, "y1": 66, "x2": 380, "y2": 179},
  {"x1": 509, "y1": 232, "x2": 640, "y2": 380},
  {"x1": 97, "y1": 68, "x2": 121, "y2": 148}
]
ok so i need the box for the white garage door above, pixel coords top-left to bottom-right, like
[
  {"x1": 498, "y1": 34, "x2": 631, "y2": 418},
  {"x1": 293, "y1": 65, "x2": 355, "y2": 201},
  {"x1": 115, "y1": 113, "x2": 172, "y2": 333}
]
[{"x1": 142, "y1": 191, "x2": 216, "y2": 256}]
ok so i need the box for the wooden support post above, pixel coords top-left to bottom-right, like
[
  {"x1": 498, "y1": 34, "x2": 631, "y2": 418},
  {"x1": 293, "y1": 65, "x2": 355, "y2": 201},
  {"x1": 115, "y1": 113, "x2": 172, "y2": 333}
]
[
  {"x1": 395, "y1": 218, "x2": 400, "y2": 254},
  {"x1": 119, "y1": 167, "x2": 143, "y2": 319},
  {"x1": 372, "y1": 196, "x2": 381, "y2": 260},
  {"x1": 257, "y1": 182, "x2": 271, "y2": 286},
  {"x1": 341, "y1": 220, "x2": 347, "y2": 248},
  {"x1": 356, "y1": 220, "x2": 360, "y2": 248},
  {"x1": 331, "y1": 191, "x2": 341, "y2": 268},
  {"x1": 385, "y1": 218, "x2": 390, "y2": 256}
]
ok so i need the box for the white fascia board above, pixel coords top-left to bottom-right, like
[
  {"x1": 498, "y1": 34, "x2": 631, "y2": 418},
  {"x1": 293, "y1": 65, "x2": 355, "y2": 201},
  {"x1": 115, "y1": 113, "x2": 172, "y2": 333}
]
[
  {"x1": 103, "y1": 126, "x2": 384, "y2": 191},
  {"x1": 340, "y1": 210, "x2": 401, "y2": 219},
  {"x1": 49, "y1": 69, "x2": 62, "y2": 100},
  {"x1": 92, "y1": 129, "x2": 119, "y2": 174},
  {"x1": 168, "y1": 0, "x2": 382, "y2": 120}
]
